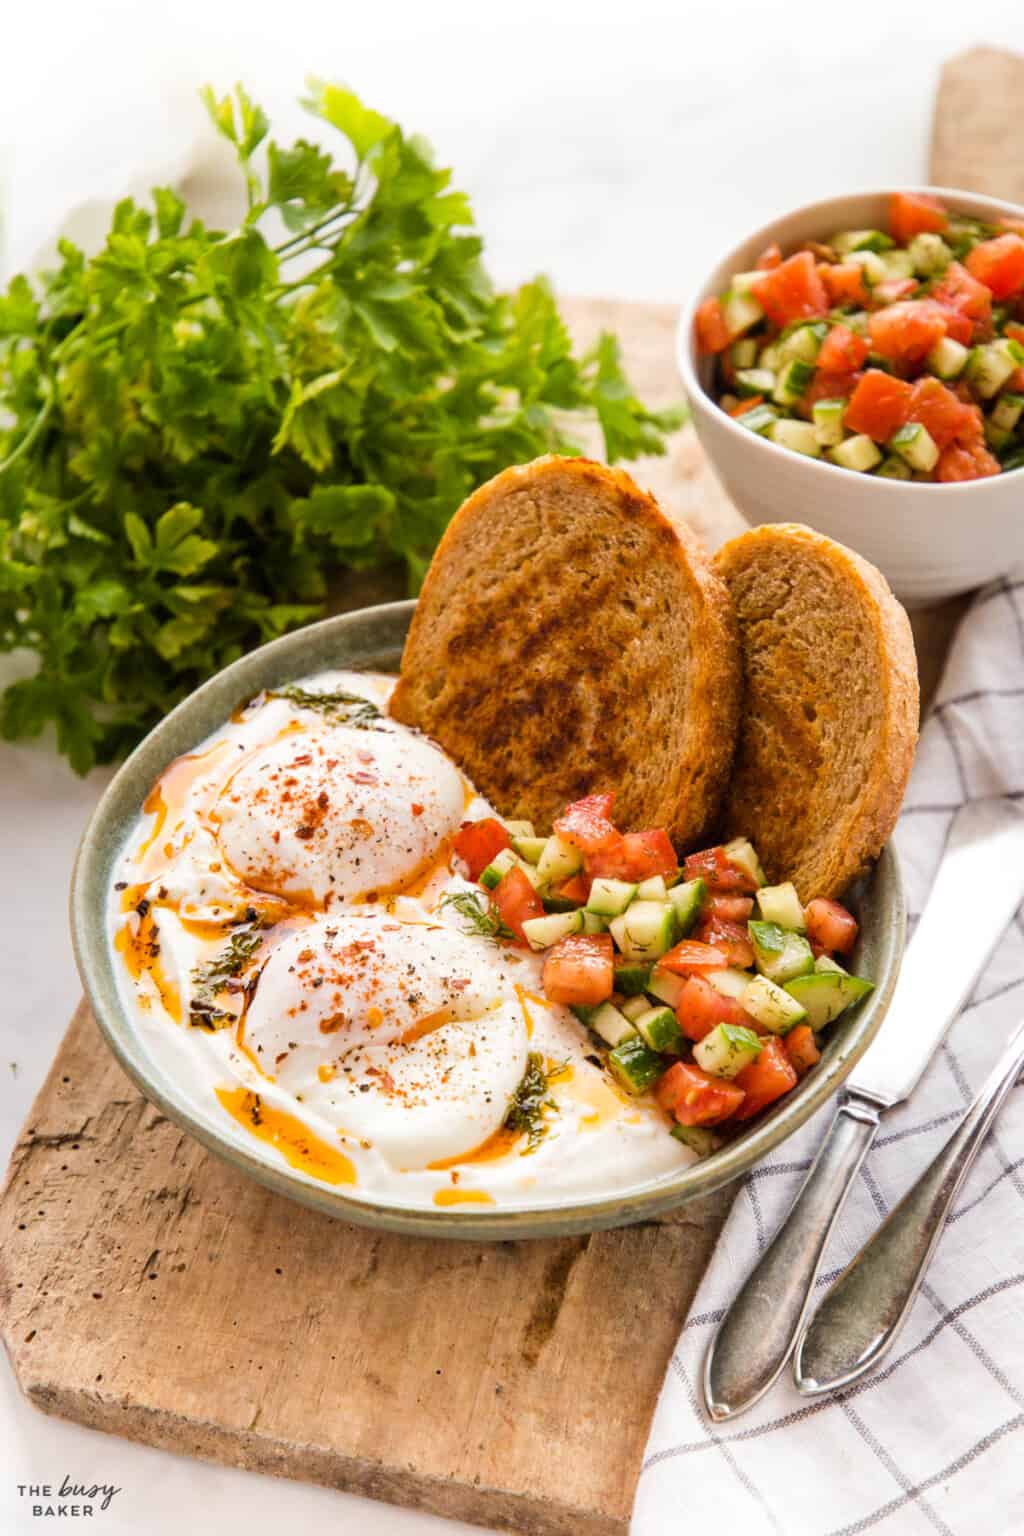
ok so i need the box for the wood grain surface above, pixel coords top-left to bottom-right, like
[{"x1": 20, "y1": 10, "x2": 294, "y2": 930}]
[{"x1": 0, "y1": 45, "x2": 1017, "y2": 1536}]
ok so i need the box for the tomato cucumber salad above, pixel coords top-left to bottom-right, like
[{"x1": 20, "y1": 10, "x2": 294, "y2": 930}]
[
  {"x1": 452, "y1": 794, "x2": 871, "y2": 1153},
  {"x1": 696, "y1": 192, "x2": 1024, "y2": 482}
]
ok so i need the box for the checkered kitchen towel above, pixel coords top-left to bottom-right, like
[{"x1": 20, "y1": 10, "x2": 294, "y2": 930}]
[{"x1": 634, "y1": 576, "x2": 1024, "y2": 1536}]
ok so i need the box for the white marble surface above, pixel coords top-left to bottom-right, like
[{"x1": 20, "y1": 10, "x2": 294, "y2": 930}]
[{"x1": 1, "y1": 2, "x2": 1023, "y2": 1531}]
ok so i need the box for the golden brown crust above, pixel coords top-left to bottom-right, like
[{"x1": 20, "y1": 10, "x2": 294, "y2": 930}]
[
  {"x1": 714, "y1": 522, "x2": 919, "y2": 900},
  {"x1": 390, "y1": 455, "x2": 741, "y2": 846}
]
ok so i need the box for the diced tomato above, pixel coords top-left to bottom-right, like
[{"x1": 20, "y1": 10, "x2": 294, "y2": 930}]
[
  {"x1": 587, "y1": 827, "x2": 678, "y2": 883},
  {"x1": 1010, "y1": 367, "x2": 1024, "y2": 393},
  {"x1": 452, "y1": 818, "x2": 511, "y2": 882},
  {"x1": 556, "y1": 871, "x2": 591, "y2": 905},
  {"x1": 817, "y1": 324, "x2": 869, "y2": 374},
  {"x1": 659, "y1": 939, "x2": 729, "y2": 975},
  {"x1": 965, "y1": 233, "x2": 1024, "y2": 299},
  {"x1": 868, "y1": 301, "x2": 947, "y2": 367},
  {"x1": 683, "y1": 845, "x2": 759, "y2": 894},
  {"x1": 801, "y1": 370, "x2": 862, "y2": 414},
  {"x1": 542, "y1": 932, "x2": 614, "y2": 1007},
  {"x1": 733, "y1": 1037, "x2": 798, "y2": 1121},
  {"x1": 907, "y1": 376, "x2": 976, "y2": 450},
  {"x1": 728, "y1": 394, "x2": 764, "y2": 417},
  {"x1": 756, "y1": 242, "x2": 782, "y2": 271},
  {"x1": 753, "y1": 251, "x2": 829, "y2": 327},
  {"x1": 936, "y1": 441, "x2": 1001, "y2": 482},
  {"x1": 696, "y1": 297, "x2": 732, "y2": 354},
  {"x1": 1005, "y1": 321, "x2": 1024, "y2": 351},
  {"x1": 695, "y1": 917, "x2": 755, "y2": 969},
  {"x1": 553, "y1": 793, "x2": 619, "y2": 854},
  {"x1": 844, "y1": 370, "x2": 914, "y2": 441},
  {"x1": 785, "y1": 1025, "x2": 821, "y2": 1077},
  {"x1": 804, "y1": 897, "x2": 859, "y2": 955},
  {"x1": 655, "y1": 1061, "x2": 746, "y2": 1127},
  {"x1": 889, "y1": 192, "x2": 948, "y2": 245},
  {"x1": 872, "y1": 278, "x2": 918, "y2": 307},
  {"x1": 820, "y1": 262, "x2": 869, "y2": 307},
  {"x1": 674, "y1": 975, "x2": 749, "y2": 1043},
  {"x1": 931, "y1": 262, "x2": 992, "y2": 334},
  {"x1": 492, "y1": 866, "x2": 544, "y2": 944},
  {"x1": 704, "y1": 893, "x2": 754, "y2": 923}
]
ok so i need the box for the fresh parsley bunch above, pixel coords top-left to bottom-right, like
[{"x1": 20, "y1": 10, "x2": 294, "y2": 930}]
[{"x1": 0, "y1": 80, "x2": 681, "y2": 773}]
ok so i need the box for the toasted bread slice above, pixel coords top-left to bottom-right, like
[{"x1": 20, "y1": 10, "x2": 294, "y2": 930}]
[
  {"x1": 714, "y1": 523, "x2": 918, "y2": 901},
  {"x1": 390, "y1": 455, "x2": 741, "y2": 847}
]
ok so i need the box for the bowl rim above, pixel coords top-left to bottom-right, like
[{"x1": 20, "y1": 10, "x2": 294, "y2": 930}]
[
  {"x1": 677, "y1": 183, "x2": 1024, "y2": 495},
  {"x1": 70, "y1": 599, "x2": 906, "y2": 1241}
]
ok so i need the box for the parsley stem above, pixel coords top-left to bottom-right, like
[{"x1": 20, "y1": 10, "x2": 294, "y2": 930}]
[
  {"x1": 274, "y1": 202, "x2": 357, "y2": 259},
  {"x1": 0, "y1": 385, "x2": 53, "y2": 478}
]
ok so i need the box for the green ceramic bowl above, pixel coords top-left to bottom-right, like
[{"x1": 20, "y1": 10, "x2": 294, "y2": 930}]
[{"x1": 71, "y1": 600, "x2": 905, "y2": 1240}]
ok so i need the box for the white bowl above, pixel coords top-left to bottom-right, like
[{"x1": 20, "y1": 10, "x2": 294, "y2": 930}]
[{"x1": 677, "y1": 187, "x2": 1024, "y2": 606}]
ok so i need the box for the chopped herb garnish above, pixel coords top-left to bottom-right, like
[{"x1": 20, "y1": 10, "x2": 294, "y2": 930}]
[
  {"x1": 504, "y1": 1052, "x2": 566, "y2": 1149},
  {"x1": 440, "y1": 890, "x2": 515, "y2": 943},
  {"x1": 268, "y1": 685, "x2": 382, "y2": 727},
  {"x1": 189, "y1": 920, "x2": 265, "y2": 1030}
]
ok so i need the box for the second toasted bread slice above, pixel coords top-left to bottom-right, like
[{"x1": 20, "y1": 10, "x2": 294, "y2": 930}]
[
  {"x1": 715, "y1": 522, "x2": 918, "y2": 900},
  {"x1": 390, "y1": 455, "x2": 741, "y2": 846}
]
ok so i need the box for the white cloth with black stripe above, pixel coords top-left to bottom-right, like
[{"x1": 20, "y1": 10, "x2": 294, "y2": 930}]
[{"x1": 634, "y1": 576, "x2": 1024, "y2": 1536}]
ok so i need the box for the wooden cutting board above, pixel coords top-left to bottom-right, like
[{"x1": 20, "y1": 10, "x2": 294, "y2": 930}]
[{"x1": 0, "y1": 46, "x2": 1018, "y2": 1536}]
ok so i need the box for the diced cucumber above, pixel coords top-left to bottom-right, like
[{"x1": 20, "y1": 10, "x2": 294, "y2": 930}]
[
  {"x1": 504, "y1": 819, "x2": 535, "y2": 838},
  {"x1": 879, "y1": 248, "x2": 916, "y2": 282},
  {"x1": 992, "y1": 392, "x2": 1024, "y2": 432},
  {"x1": 832, "y1": 228, "x2": 894, "y2": 256},
  {"x1": 736, "y1": 403, "x2": 778, "y2": 435},
  {"x1": 613, "y1": 961, "x2": 653, "y2": 997},
  {"x1": 876, "y1": 453, "x2": 912, "y2": 480},
  {"x1": 543, "y1": 894, "x2": 581, "y2": 914},
  {"x1": 779, "y1": 322, "x2": 828, "y2": 365},
  {"x1": 671, "y1": 1123, "x2": 724, "y2": 1157},
  {"x1": 609, "y1": 900, "x2": 679, "y2": 962},
  {"x1": 770, "y1": 419, "x2": 820, "y2": 457},
  {"x1": 512, "y1": 835, "x2": 547, "y2": 865},
  {"x1": 591, "y1": 1001, "x2": 638, "y2": 1048},
  {"x1": 521, "y1": 910, "x2": 584, "y2": 951},
  {"x1": 828, "y1": 434, "x2": 883, "y2": 473},
  {"x1": 756, "y1": 881, "x2": 806, "y2": 931},
  {"x1": 730, "y1": 337, "x2": 759, "y2": 369},
  {"x1": 843, "y1": 309, "x2": 869, "y2": 335},
  {"x1": 784, "y1": 972, "x2": 874, "y2": 1028},
  {"x1": 846, "y1": 249, "x2": 887, "y2": 285},
  {"x1": 908, "y1": 232, "x2": 951, "y2": 276},
  {"x1": 759, "y1": 342, "x2": 782, "y2": 372},
  {"x1": 736, "y1": 367, "x2": 776, "y2": 398},
  {"x1": 889, "y1": 422, "x2": 939, "y2": 473},
  {"x1": 586, "y1": 877, "x2": 638, "y2": 917},
  {"x1": 515, "y1": 857, "x2": 547, "y2": 892},
  {"x1": 635, "y1": 1005, "x2": 683, "y2": 1055},
  {"x1": 608, "y1": 1035, "x2": 664, "y2": 1095},
  {"x1": 647, "y1": 966, "x2": 687, "y2": 1010},
  {"x1": 812, "y1": 397, "x2": 847, "y2": 447},
  {"x1": 926, "y1": 335, "x2": 969, "y2": 380},
  {"x1": 730, "y1": 270, "x2": 765, "y2": 296},
  {"x1": 815, "y1": 954, "x2": 849, "y2": 976},
  {"x1": 722, "y1": 288, "x2": 764, "y2": 338},
  {"x1": 772, "y1": 360, "x2": 816, "y2": 409},
  {"x1": 724, "y1": 838, "x2": 767, "y2": 888},
  {"x1": 535, "y1": 834, "x2": 582, "y2": 887},
  {"x1": 480, "y1": 847, "x2": 517, "y2": 890},
  {"x1": 748, "y1": 921, "x2": 815, "y2": 984},
  {"x1": 985, "y1": 420, "x2": 1013, "y2": 452},
  {"x1": 742, "y1": 974, "x2": 807, "y2": 1035},
  {"x1": 966, "y1": 339, "x2": 1021, "y2": 400},
  {"x1": 706, "y1": 967, "x2": 752, "y2": 1001},
  {"x1": 668, "y1": 877, "x2": 705, "y2": 935},
  {"x1": 620, "y1": 995, "x2": 652, "y2": 1023},
  {"x1": 694, "y1": 1023, "x2": 762, "y2": 1079},
  {"x1": 635, "y1": 875, "x2": 668, "y2": 901},
  {"x1": 582, "y1": 910, "x2": 608, "y2": 935},
  {"x1": 570, "y1": 1003, "x2": 598, "y2": 1027}
]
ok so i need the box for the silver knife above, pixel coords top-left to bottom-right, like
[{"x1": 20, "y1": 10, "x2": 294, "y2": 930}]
[{"x1": 703, "y1": 797, "x2": 1024, "y2": 1422}]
